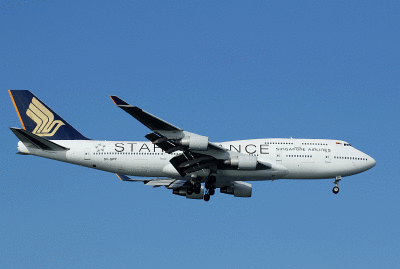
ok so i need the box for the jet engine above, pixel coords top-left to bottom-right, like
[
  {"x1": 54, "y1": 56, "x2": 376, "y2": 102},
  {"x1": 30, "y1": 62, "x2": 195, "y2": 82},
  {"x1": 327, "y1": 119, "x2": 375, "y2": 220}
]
[
  {"x1": 224, "y1": 155, "x2": 258, "y2": 170},
  {"x1": 175, "y1": 135, "x2": 209, "y2": 151},
  {"x1": 220, "y1": 181, "x2": 252, "y2": 197}
]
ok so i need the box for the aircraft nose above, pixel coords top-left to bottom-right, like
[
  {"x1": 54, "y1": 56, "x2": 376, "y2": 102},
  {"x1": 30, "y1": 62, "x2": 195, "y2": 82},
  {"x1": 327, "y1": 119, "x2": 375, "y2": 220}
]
[
  {"x1": 368, "y1": 156, "x2": 376, "y2": 169},
  {"x1": 357, "y1": 152, "x2": 376, "y2": 172},
  {"x1": 362, "y1": 154, "x2": 376, "y2": 171}
]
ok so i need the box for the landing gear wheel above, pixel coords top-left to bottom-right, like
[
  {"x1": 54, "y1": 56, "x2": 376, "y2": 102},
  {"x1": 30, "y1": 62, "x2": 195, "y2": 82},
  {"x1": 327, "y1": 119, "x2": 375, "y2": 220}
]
[
  {"x1": 209, "y1": 188, "x2": 215, "y2": 196},
  {"x1": 209, "y1": 175, "x2": 216, "y2": 183},
  {"x1": 205, "y1": 182, "x2": 211, "y2": 189},
  {"x1": 194, "y1": 187, "x2": 201, "y2": 194},
  {"x1": 332, "y1": 186, "x2": 339, "y2": 194},
  {"x1": 204, "y1": 193, "x2": 210, "y2": 201},
  {"x1": 332, "y1": 176, "x2": 341, "y2": 194},
  {"x1": 186, "y1": 188, "x2": 193, "y2": 195}
]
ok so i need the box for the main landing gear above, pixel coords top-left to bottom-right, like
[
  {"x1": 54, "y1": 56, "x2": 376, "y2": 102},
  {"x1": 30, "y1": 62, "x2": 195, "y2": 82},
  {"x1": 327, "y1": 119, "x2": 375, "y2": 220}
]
[
  {"x1": 333, "y1": 176, "x2": 341, "y2": 194},
  {"x1": 204, "y1": 175, "x2": 216, "y2": 202},
  {"x1": 186, "y1": 182, "x2": 201, "y2": 195}
]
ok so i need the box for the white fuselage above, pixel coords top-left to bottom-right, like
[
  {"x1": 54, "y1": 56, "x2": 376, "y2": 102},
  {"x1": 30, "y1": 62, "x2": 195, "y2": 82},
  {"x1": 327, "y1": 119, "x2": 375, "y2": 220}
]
[{"x1": 17, "y1": 138, "x2": 376, "y2": 182}]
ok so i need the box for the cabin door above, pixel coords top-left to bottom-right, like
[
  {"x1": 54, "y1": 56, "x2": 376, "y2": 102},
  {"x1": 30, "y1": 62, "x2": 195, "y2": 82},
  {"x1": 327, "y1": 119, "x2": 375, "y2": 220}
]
[
  {"x1": 325, "y1": 151, "x2": 331, "y2": 163},
  {"x1": 276, "y1": 148, "x2": 282, "y2": 161}
]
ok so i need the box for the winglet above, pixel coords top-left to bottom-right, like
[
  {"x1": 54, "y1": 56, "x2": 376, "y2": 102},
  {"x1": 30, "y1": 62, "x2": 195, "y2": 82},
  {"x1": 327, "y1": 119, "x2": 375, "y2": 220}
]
[{"x1": 110, "y1": 95, "x2": 129, "y2": 106}]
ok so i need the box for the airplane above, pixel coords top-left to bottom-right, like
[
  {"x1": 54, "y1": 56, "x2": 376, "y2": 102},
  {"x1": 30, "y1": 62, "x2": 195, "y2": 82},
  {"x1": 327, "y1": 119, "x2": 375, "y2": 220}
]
[{"x1": 8, "y1": 90, "x2": 376, "y2": 201}]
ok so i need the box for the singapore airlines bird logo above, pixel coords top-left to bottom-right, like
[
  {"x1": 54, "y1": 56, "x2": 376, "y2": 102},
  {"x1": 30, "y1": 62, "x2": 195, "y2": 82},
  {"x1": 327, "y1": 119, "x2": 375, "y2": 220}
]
[{"x1": 26, "y1": 97, "x2": 65, "y2": 137}]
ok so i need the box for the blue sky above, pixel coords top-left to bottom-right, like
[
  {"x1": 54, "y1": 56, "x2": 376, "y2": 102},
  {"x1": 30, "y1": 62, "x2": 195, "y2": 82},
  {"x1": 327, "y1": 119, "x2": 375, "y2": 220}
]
[{"x1": 1, "y1": 1, "x2": 399, "y2": 268}]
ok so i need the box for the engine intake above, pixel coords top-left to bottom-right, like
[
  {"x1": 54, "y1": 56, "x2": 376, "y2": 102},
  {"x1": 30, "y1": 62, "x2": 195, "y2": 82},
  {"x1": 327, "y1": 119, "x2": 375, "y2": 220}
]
[
  {"x1": 224, "y1": 155, "x2": 258, "y2": 170},
  {"x1": 175, "y1": 135, "x2": 209, "y2": 151},
  {"x1": 220, "y1": 181, "x2": 252, "y2": 197}
]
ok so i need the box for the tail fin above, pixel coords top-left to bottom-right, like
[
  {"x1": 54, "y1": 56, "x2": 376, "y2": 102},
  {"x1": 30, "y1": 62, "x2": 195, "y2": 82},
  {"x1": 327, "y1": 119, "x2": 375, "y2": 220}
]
[{"x1": 9, "y1": 90, "x2": 89, "y2": 140}]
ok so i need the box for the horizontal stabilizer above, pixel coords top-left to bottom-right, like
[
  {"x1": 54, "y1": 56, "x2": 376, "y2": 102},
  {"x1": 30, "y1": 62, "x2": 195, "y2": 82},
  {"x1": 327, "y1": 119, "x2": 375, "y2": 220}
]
[{"x1": 10, "y1": 127, "x2": 69, "y2": 151}]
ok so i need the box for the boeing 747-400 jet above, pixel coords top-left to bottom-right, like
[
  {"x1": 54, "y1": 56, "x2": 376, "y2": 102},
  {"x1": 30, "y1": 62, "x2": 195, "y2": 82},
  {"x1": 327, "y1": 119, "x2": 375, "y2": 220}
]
[{"x1": 9, "y1": 90, "x2": 376, "y2": 201}]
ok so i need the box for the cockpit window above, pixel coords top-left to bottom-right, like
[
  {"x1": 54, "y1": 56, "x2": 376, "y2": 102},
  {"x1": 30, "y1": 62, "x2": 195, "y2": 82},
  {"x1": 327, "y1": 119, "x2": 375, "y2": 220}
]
[{"x1": 344, "y1": 143, "x2": 352, "y2": 147}]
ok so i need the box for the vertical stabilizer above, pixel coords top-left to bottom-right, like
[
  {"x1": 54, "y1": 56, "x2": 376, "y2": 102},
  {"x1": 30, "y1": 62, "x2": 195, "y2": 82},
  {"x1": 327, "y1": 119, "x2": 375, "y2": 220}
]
[{"x1": 9, "y1": 90, "x2": 89, "y2": 140}]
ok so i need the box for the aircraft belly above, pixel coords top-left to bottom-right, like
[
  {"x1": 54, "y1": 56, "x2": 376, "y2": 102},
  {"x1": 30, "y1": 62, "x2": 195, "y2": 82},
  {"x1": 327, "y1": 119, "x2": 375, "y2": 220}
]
[
  {"x1": 217, "y1": 169, "x2": 286, "y2": 181},
  {"x1": 127, "y1": 158, "x2": 167, "y2": 177},
  {"x1": 281, "y1": 161, "x2": 360, "y2": 179}
]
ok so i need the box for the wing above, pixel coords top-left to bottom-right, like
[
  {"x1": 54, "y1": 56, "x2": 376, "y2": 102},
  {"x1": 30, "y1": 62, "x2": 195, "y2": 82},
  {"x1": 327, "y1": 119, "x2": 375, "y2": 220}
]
[
  {"x1": 116, "y1": 174, "x2": 205, "y2": 199},
  {"x1": 109, "y1": 96, "x2": 231, "y2": 175},
  {"x1": 109, "y1": 95, "x2": 224, "y2": 149},
  {"x1": 116, "y1": 174, "x2": 186, "y2": 188},
  {"x1": 110, "y1": 96, "x2": 271, "y2": 178}
]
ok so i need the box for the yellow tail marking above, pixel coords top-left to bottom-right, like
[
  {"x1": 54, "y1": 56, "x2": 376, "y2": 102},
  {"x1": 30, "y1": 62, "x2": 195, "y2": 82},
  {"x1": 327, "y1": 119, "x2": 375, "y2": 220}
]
[
  {"x1": 26, "y1": 97, "x2": 65, "y2": 137},
  {"x1": 8, "y1": 90, "x2": 26, "y2": 130}
]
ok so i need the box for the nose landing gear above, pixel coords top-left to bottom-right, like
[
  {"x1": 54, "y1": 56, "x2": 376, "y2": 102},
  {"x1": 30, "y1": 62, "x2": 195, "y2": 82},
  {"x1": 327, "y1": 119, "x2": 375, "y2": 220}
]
[
  {"x1": 333, "y1": 186, "x2": 339, "y2": 194},
  {"x1": 333, "y1": 176, "x2": 341, "y2": 194}
]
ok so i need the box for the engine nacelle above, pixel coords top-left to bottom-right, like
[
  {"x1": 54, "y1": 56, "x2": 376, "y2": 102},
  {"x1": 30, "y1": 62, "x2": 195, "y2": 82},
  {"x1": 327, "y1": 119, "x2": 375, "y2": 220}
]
[
  {"x1": 224, "y1": 155, "x2": 258, "y2": 170},
  {"x1": 176, "y1": 135, "x2": 209, "y2": 151},
  {"x1": 220, "y1": 181, "x2": 252, "y2": 197},
  {"x1": 172, "y1": 186, "x2": 204, "y2": 199}
]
